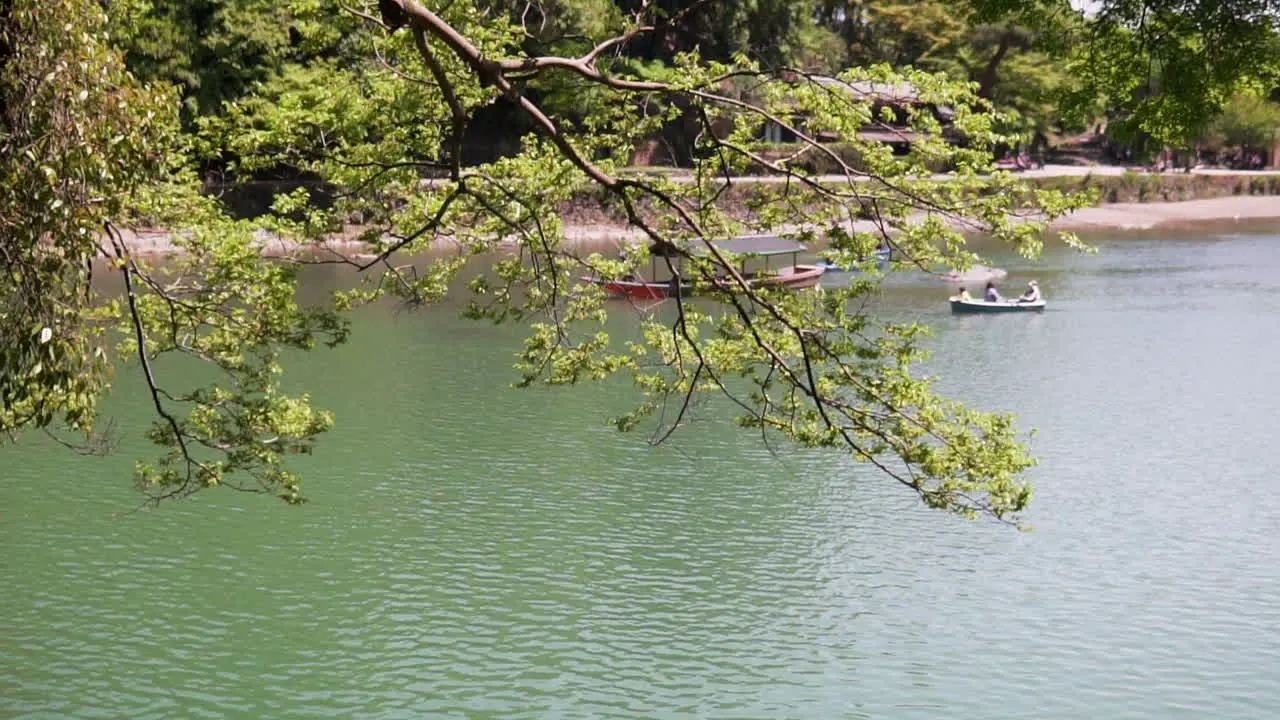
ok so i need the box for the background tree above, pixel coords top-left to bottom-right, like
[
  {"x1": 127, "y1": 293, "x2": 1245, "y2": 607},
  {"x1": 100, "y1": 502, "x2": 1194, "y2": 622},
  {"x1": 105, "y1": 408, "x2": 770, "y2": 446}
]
[
  {"x1": 113, "y1": 0, "x2": 297, "y2": 123},
  {"x1": 1200, "y1": 92, "x2": 1280, "y2": 161},
  {"x1": 109, "y1": 0, "x2": 1280, "y2": 162},
  {"x1": 1056, "y1": 0, "x2": 1280, "y2": 144}
]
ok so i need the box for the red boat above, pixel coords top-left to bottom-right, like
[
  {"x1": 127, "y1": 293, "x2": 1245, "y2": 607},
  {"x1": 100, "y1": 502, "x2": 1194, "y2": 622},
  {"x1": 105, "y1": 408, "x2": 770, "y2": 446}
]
[{"x1": 581, "y1": 276, "x2": 688, "y2": 299}]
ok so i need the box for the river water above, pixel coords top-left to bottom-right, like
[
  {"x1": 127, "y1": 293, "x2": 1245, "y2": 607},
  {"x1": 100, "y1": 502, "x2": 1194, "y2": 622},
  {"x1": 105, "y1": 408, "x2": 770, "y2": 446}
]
[{"x1": 3, "y1": 225, "x2": 1280, "y2": 718}]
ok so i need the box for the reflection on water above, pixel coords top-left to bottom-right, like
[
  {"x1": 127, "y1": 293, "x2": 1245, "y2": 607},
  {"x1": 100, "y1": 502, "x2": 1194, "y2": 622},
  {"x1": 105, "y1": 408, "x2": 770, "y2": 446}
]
[{"x1": 3, "y1": 226, "x2": 1280, "y2": 719}]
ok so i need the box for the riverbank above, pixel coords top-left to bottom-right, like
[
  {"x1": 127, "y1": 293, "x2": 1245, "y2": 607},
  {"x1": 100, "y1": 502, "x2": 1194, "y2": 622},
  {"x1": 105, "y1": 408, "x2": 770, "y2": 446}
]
[
  {"x1": 1048, "y1": 196, "x2": 1280, "y2": 231},
  {"x1": 118, "y1": 189, "x2": 1280, "y2": 255},
  {"x1": 555, "y1": 194, "x2": 1280, "y2": 245}
]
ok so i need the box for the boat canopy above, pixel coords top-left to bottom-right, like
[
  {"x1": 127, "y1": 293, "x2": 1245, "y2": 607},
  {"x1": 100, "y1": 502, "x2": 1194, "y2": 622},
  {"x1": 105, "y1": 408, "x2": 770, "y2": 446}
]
[
  {"x1": 670, "y1": 235, "x2": 808, "y2": 257},
  {"x1": 644, "y1": 236, "x2": 809, "y2": 266}
]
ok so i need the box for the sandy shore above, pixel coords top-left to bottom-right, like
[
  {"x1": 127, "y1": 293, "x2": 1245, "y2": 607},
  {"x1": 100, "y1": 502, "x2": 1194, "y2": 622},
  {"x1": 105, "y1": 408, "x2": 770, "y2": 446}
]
[
  {"x1": 556, "y1": 195, "x2": 1280, "y2": 245},
  {"x1": 108, "y1": 229, "x2": 356, "y2": 257},
  {"x1": 1048, "y1": 196, "x2": 1280, "y2": 231},
  {"x1": 115, "y1": 195, "x2": 1280, "y2": 255}
]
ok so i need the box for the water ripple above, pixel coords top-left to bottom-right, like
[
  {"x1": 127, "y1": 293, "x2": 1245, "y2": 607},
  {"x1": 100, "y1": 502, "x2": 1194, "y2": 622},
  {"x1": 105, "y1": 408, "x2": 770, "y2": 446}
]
[{"x1": 3, "y1": 231, "x2": 1280, "y2": 718}]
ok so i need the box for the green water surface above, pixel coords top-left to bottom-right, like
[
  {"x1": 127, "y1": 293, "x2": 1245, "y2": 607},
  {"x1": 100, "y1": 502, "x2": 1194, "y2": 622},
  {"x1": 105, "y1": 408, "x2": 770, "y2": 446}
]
[{"x1": 4, "y1": 226, "x2": 1280, "y2": 718}]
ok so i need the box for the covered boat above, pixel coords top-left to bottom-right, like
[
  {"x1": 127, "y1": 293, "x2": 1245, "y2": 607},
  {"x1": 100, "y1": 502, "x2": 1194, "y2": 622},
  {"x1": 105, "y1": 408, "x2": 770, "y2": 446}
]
[
  {"x1": 949, "y1": 297, "x2": 1046, "y2": 313},
  {"x1": 582, "y1": 242, "x2": 689, "y2": 299},
  {"x1": 583, "y1": 277, "x2": 690, "y2": 299},
  {"x1": 585, "y1": 235, "x2": 825, "y2": 298},
  {"x1": 736, "y1": 263, "x2": 825, "y2": 290},
  {"x1": 706, "y1": 236, "x2": 825, "y2": 291}
]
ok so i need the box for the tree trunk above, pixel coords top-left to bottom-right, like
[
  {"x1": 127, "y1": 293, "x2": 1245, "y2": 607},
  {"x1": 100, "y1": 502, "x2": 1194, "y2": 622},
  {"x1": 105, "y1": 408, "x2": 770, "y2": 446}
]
[
  {"x1": 0, "y1": 0, "x2": 14, "y2": 128},
  {"x1": 975, "y1": 34, "x2": 1013, "y2": 100}
]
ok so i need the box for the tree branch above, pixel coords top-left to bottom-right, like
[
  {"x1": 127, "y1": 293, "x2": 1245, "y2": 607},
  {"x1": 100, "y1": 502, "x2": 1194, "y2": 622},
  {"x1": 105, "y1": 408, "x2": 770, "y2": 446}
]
[{"x1": 411, "y1": 27, "x2": 467, "y2": 179}]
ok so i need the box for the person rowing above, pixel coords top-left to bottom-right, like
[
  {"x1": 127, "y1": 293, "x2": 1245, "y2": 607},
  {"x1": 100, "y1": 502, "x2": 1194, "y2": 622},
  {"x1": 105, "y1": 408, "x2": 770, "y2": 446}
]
[{"x1": 984, "y1": 281, "x2": 1003, "y2": 302}]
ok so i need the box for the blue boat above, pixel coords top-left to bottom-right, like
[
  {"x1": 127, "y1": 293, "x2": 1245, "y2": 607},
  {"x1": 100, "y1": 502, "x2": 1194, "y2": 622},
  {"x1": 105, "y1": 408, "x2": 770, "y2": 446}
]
[
  {"x1": 816, "y1": 247, "x2": 891, "y2": 272},
  {"x1": 949, "y1": 297, "x2": 1046, "y2": 314}
]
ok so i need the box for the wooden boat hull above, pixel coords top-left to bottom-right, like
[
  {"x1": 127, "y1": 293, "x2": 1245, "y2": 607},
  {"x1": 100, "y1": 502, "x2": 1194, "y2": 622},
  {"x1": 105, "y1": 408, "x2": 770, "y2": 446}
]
[
  {"x1": 582, "y1": 276, "x2": 689, "y2": 299},
  {"x1": 771, "y1": 265, "x2": 826, "y2": 289},
  {"x1": 950, "y1": 298, "x2": 1046, "y2": 313},
  {"x1": 584, "y1": 261, "x2": 825, "y2": 299},
  {"x1": 716, "y1": 265, "x2": 826, "y2": 291}
]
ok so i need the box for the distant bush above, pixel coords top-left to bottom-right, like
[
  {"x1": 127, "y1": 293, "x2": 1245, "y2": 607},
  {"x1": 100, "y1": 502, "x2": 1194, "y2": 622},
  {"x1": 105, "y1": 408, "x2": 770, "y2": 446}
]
[{"x1": 1027, "y1": 172, "x2": 1280, "y2": 204}]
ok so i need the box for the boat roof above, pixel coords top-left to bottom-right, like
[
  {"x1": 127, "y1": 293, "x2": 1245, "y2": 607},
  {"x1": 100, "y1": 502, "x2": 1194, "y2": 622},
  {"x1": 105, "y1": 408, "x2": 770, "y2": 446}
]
[
  {"x1": 709, "y1": 236, "x2": 807, "y2": 257},
  {"x1": 646, "y1": 235, "x2": 808, "y2": 258}
]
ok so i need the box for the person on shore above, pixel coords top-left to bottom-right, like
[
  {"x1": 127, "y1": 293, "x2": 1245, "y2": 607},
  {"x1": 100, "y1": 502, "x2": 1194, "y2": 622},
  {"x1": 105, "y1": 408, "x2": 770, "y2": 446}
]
[
  {"x1": 984, "y1": 281, "x2": 1003, "y2": 302},
  {"x1": 1017, "y1": 280, "x2": 1041, "y2": 303}
]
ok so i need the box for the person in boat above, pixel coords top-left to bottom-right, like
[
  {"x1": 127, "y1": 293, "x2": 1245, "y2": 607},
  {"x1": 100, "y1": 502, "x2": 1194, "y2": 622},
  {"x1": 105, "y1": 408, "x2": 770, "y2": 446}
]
[
  {"x1": 618, "y1": 247, "x2": 639, "y2": 282},
  {"x1": 1017, "y1": 280, "x2": 1041, "y2": 303},
  {"x1": 668, "y1": 273, "x2": 683, "y2": 298},
  {"x1": 958, "y1": 288, "x2": 973, "y2": 301},
  {"x1": 984, "y1": 281, "x2": 1003, "y2": 302}
]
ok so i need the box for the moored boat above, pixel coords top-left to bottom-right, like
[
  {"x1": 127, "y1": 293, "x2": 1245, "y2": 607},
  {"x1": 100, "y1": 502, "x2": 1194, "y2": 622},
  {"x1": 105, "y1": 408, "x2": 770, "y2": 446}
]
[
  {"x1": 581, "y1": 276, "x2": 689, "y2": 299},
  {"x1": 816, "y1": 247, "x2": 891, "y2": 272},
  {"x1": 581, "y1": 245, "x2": 689, "y2": 299},
  {"x1": 722, "y1": 263, "x2": 826, "y2": 291},
  {"x1": 586, "y1": 235, "x2": 826, "y2": 299},
  {"x1": 949, "y1": 297, "x2": 1046, "y2": 313},
  {"x1": 706, "y1": 236, "x2": 826, "y2": 292}
]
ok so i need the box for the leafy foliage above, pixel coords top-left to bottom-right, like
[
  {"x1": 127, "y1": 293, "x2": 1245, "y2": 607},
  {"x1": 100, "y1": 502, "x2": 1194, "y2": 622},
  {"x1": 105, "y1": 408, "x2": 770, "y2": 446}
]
[
  {"x1": 188, "y1": 0, "x2": 1096, "y2": 524},
  {"x1": 1, "y1": 0, "x2": 346, "y2": 503},
  {"x1": 1063, "y1": 0, "x2": 1280, "y2": 144},
  {"x1": 4, "y1": 0, "x2": 1275, "y2": 521},
  {"x1": 0, "y1": 0, "x2": 172, "y2": 434},
  {"x1": 107, "y1": 210, "x2": 348, "y2": 503},
  {"x1": 1201, "y1": 92, "x2": 1280, "y2": 152}
]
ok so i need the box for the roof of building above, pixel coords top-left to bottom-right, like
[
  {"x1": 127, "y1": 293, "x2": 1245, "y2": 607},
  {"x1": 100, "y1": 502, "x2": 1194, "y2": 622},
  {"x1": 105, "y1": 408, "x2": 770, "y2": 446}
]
[
  {"x1": 798, "y1": 75, "x2": 955, "y2": 120},
  {"x1": 811, "y1": 76, "x2": 924, "y2": 104}
]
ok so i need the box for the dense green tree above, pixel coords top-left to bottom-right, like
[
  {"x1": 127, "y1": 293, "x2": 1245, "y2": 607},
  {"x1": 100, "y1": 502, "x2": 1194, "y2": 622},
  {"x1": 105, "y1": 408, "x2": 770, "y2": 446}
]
[
  {"x1": 815, "y1": 0, "x2": 1280, "y2": 143},
  {"x1": 1055, "y1": 0, "x2": 1280, "y2": 143},
  {"x1": 2, "y1": 0, "x2": 172, "y2": 436},
  {"x1": 1201, "y1": 92, "x2": 1280, "y2": 155},
  {"x1": 109, "y1": 0, "x2": 1280, "y2": 148},
  {"x1": 839, "y1": 0, "x2": 969, "y2": 69},
  {"x1": 608, "y1": 0, "x2": 814, "y2": 68},
  {"x1": 113, "y1": 0, "x2": 296, "y2": 121},
  {"x1": 953, "y1": 18, "x2": 1081, "y2": 137},
  {"x1": 810, "y1": 1, "x2": 1082, "y2": 138},
  {"x1": 3, "y1": 0, "x2": 345, "y2": 501}
]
